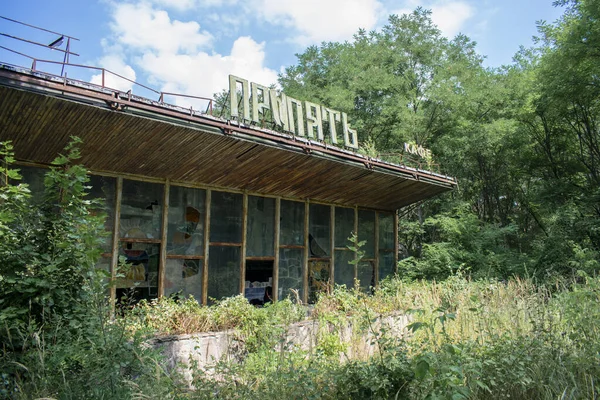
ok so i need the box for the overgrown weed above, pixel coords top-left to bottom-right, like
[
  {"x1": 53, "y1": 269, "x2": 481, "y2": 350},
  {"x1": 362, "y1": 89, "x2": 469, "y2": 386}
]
[
  {"x1": 125, "y1": 294, "x2": 305, "y2": 339},
  {"x1": 177, "y1": 274, "x2": 600, "y2": 399}
]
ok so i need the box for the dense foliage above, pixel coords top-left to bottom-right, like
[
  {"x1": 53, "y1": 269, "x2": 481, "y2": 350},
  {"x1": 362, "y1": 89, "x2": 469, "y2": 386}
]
[
  {"x1": 0, "y1": 140, "x2": 177, "y2": 399},
  {"x1": 0, "y1": 139, "x2": 103, "y2": 345},
  {"x1": 0, "y1": 142, "x2": 598, "y2": 399},
  {"x1": 279, "y1": 1, "x2": 600, "y2": 281}
]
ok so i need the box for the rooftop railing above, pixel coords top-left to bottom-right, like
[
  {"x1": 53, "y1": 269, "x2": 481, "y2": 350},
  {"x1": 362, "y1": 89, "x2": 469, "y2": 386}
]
[{"x1": 0, "y1": 15, "x2": 216, "y2": 115}]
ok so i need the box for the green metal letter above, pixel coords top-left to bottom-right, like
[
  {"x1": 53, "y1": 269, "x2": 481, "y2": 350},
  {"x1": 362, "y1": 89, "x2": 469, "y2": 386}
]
[
  {"x1": 304, "y1": 101, "x2": 323, "y2": 140},
  {"x1": 269, "y1": 89, "x2": 289, "y2": 131},
  {"x1": 286, "y1": 96, "x2": 305, "y2": 136},
  {"x1": 251, "y1": 82, "x2": 272, "y2": 124},
  {"x1": 342, "y1": 112, "x2": 359, "y2": 149},
  {"x1": 321, "y1": 107, "x2": 340, "y2": 144},
  {"x1": 229, "y1": 75, "x2": 250, "y2": 121}
]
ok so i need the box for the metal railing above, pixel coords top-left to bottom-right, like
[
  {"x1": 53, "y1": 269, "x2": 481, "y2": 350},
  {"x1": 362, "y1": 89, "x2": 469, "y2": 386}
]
[
  {"x1": 0, "y1": 16, "x2": 454, "y2": 180},
  {"x1": 0, "y1": 50, "x2": 216, "y2": 115},
  {"x1": 0, "y1": 16, "x2": 216, "y2": 115}
]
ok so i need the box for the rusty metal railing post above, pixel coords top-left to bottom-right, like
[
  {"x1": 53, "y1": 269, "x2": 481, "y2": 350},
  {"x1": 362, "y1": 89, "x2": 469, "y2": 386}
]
[{"x1": 101, "y1": 69, "x2": 105, "y2": 88}]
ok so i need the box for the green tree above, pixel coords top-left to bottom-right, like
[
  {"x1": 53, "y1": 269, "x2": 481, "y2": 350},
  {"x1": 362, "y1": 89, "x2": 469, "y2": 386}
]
[
  {"x1": 0, "y1": 138, "x2": 106, "y2": 344},
  {"x1": 280, "y1": 9, "x2": 483, "y2": 152},
  {"x1": 279, "y1": 4, "x2": 600, "y2": 279},
  {"x1": 0, "y1": 139, "x2": 178, "y2": 399},
  {"x1": 280, "y1": 9, "x2": 536, "y2": 278}
]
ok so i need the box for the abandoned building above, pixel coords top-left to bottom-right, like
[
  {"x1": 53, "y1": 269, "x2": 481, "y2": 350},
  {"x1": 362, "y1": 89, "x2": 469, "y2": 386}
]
[{"x1": 0, "y1": 18, "x2": 457, "y2": 305}]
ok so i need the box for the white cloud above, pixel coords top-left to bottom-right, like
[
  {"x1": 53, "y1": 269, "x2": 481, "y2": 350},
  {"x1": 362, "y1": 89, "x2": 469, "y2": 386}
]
[
  {"x1": 389, "y1": 1, "x2": 475, "y2": 38},
  {"x1": 205, "y1": 12, "x2": 245, "y2": 37},
  {"x1": 111, "y1": 2, "x2": 213, "y2": 53},
  {"x1": 138, "y1": 36, "x2": 278, "y2": 107},
  {"x1": 430, "y1": 1, "x2": 474, "y2": 37},
  {"x1": 196, "y1": 0, "x2": 239, "y2": 6},
  {"x1": 95, "y1": 0, "x2": 477, "y2": 106},
  {"x1": 90, "y1": 54, "x2": 137, "y2": 92},
  {"x1": 148, "y1": 0, "x2": 197, "y2": 10},
  {"x1": 253, "y1": 0, "x2": 384, "y2": 44},
  {"x1": 146, "y1": 0, "x2": 240, "y2": 10},
  {"x1": 388, "y1": 0, "x2": 422, "y2": 15},
  {"x1": 97, "y1": 2, "x2": 277, "y2": 109},
  {"x1": 391, "y1": 8, "x2": 415, "y2": 17}
]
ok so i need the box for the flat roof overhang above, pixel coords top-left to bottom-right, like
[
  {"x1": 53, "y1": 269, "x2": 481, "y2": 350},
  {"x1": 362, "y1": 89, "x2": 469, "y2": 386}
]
[{"x1": 0, "y1": 66, "x2": 456, "y2": 211}]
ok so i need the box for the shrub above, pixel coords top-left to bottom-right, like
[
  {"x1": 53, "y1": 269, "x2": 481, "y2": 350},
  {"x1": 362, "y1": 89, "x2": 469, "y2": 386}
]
[
  {"x1": 0, "y1": 140, "x2": 180, "y2": 399},
  {"x1": 0, "y1": 139, "x2": 106, "y2": 346}
]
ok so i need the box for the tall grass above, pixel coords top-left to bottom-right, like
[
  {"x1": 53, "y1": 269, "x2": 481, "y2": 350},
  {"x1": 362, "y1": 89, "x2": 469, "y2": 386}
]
[
  {"x1": 5, "y1": 275, "x2": 598, "y2": 399},
  {"x1": 377, "y1": 275, "x2": 600, "y2": 399},
  {"x1": 176, "y1": 275, "x2": 600, "y2": 399}
]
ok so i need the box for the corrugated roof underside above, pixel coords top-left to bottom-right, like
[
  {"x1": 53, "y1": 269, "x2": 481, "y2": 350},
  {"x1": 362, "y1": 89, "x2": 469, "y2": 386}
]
[{"x1": 0, "y1": 83, "x2": 451, "y2": 211}]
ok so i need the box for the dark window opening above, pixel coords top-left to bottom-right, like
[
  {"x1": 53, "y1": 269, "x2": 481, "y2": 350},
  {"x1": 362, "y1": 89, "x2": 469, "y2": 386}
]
[{"x1": 244, "y1": 260, "x2": 273, "y2": 306}]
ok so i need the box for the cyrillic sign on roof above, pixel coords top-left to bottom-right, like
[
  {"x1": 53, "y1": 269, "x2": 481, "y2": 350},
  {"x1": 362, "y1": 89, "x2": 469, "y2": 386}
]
[{"x1": 229, "y1": 75, "x2": 359, "y2": 149}]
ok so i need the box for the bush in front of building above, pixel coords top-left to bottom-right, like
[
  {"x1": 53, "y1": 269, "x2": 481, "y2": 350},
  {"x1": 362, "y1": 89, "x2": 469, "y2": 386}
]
[
  {"x1": 0, "y1": 140, "x2": 180, "y2": 400},
  {"x1": 0, "y1": 139, "x2": 105, "y2": 347}
]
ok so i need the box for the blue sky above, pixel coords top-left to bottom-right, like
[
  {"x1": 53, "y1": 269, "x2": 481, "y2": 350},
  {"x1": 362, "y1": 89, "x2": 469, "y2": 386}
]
[{"x1": 1, "y1": 0, "x2": 565, "y2": 108}]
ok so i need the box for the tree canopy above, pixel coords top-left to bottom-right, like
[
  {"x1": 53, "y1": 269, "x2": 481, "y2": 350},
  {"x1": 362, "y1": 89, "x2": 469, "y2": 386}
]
[{"x1": 279, "y1": 3, "x2": 600, "y2": 280}]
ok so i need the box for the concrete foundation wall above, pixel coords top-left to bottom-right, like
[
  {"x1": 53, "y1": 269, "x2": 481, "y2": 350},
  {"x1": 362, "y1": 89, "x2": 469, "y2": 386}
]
[{"x1": 148, "y1": 313, "x2": 411, "y2": 383}]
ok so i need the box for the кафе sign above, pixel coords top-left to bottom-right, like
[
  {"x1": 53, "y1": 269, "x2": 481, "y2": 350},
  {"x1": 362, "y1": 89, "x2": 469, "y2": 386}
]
[
  {"x1": 403, "y1": 142, "x2": 432, "y2": 160},
  {"x1": 229, "y1": 75, "x2": 359, "y2": 149}
]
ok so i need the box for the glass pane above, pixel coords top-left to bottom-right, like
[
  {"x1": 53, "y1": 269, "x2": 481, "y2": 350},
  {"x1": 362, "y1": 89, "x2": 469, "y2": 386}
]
[
  {"x1": 335, "y1": 207, "x2": 354, "y2": 247},
  {"x1": 88, "y1": 175, "x2": 117, "y2": 253},
  {"x1": 357, "y1": 260, "x2": 375, "y2": 291},
  {"x1": 165, "y1": 258, "x2": 203, "y2": 302},
  {"x1": 379, "y1": 251, "x2": 395, "y2": 281},
  {"x1": 168, "y1": 186, "x2": 205, "y2": 255},
  {"x1": 120, "y1": 179, "x2": 164, "y2": 240},
  {"x1": 18, "y1": 165, "x2": 45, "y2": 201},
  {"x1": 379, "y1": 213, "x2": 395, "y2": 250},
  {"x1": 280, "y1": 200, "x2": 304, "y2": 245},
  {"x1": 116, "y1": 242, "x2": 160, "y2": 302},
  {"x1": 309, "y1": 204, "x2": 330, "y2": 257},
  {"x1": 308, "y1": 260, "x2": 330, "y2": 303},
  {"x1": 278, "y1": 248, "x2": 304, "y2": 300},
  {"x1": 20, "y1": 169, "x2": 117, "y2": 253},
  {"x1": 207, "y1": 246, "x2": 240, "y2": 301},
  {"x1": 210, "y1": 191, "x2": 242, "y2": 243},
  {"x1": 358, "y1": 210, "x2": 376, "y2": 258},
  {"x1": 334, "y1": 250, "x2": 355, "y2": 288},
  {"x1": 246, "y1": 196, "x2": 275, "y2": 257}
]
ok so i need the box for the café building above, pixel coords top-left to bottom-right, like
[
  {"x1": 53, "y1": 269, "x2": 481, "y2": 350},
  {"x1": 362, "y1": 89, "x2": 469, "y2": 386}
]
[{"x1": 0, "y1": 60, "x2": 456, "y2": 305}]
